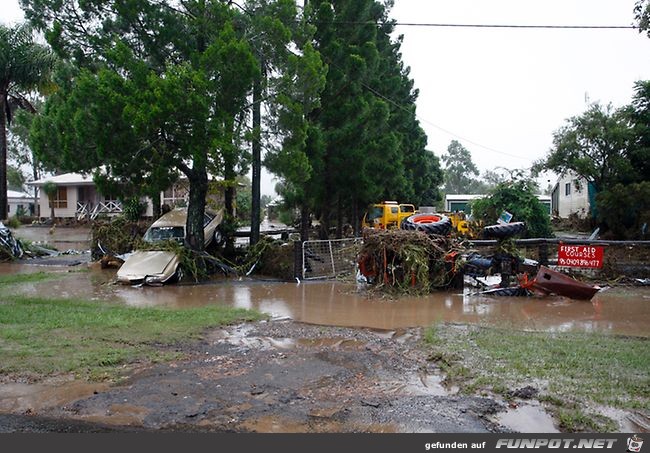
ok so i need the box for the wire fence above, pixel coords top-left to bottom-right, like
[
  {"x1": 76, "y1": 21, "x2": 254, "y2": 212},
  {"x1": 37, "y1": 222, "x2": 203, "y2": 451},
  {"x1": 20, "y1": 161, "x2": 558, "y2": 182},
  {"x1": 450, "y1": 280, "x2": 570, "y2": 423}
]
[{"x1": 301, "y1": 237, "x2": 363, "y2": 280}]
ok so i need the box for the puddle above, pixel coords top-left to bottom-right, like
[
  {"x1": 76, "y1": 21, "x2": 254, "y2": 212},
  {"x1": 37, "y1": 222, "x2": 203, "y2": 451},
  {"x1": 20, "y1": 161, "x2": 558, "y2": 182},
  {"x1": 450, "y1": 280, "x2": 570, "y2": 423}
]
[
  {"x1": 240, "y1": 415, "x2": 398, "y2": 433},
  {"x1": 397, "y1": 372, "x2": 458, "y2": 397},
  {"x1": 0, "y1": 379, "x2": 109, "y2": 414},
  {"x1": 2, "y1": 263, "x2": 650, "y2": 335},
  {"x1": 496, "y1": 403, "x2": 559, "y2": 433}
]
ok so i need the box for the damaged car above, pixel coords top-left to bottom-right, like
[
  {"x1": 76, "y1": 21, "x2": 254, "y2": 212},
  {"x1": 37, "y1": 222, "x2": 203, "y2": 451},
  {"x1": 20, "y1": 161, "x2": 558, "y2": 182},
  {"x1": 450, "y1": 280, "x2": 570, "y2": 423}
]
[{"x1": 116, "y1": 207, "x2": 224, "y2": 285}]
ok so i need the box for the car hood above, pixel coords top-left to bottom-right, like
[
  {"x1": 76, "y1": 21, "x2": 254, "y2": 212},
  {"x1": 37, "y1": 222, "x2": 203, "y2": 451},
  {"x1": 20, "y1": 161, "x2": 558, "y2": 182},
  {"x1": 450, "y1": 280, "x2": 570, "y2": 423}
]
[{"x1": 116, "y1": 251, "x2": 180, "y2": 284}]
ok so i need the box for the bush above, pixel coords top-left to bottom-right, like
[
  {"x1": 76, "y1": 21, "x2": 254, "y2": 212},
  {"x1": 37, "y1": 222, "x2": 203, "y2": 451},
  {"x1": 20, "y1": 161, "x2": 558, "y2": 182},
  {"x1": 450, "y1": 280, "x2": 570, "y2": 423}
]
[
  {"x1": 596, "y1": 182, "x2": 650, "y2": 239},
  {"x1": 471, "y1": 177, "x2": 553, "y2": 238},
  {"x1": 4, "y1": 217, "x2": 21, "y2": 229}
]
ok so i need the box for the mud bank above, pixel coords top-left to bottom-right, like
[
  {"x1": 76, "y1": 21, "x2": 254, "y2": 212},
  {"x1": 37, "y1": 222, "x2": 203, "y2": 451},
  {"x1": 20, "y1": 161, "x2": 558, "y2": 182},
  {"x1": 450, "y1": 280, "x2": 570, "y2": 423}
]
[{"x1": 0, "y1": 320, "x2": 511, "y2": 433}]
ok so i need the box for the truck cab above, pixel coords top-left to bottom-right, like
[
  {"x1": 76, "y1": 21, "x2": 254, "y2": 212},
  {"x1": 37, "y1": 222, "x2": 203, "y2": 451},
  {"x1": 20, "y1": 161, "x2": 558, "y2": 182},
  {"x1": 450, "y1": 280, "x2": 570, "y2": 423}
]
[{"x1": 362, "y1": 201, "x2": 416, "y2": 229}]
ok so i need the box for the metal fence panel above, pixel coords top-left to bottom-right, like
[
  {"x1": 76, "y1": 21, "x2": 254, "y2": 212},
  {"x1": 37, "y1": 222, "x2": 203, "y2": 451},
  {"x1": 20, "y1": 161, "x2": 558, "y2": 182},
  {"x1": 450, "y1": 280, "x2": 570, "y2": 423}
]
[{"x1": 301, "y1": 237, "x2": 363, "y2": 280}]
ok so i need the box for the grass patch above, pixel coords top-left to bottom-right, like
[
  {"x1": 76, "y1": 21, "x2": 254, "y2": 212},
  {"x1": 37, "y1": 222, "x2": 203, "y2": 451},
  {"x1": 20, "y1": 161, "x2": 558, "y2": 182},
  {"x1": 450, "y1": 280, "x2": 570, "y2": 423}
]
[
  {"x1": 0, "y1": 272, "x2": 62, "y2": 287},
  {"x1": 423, "y1": 323, "x2": 650, "y2": 431},
  {"x1": 0, "y1": 295, "x2": 265, "y2": 380}
]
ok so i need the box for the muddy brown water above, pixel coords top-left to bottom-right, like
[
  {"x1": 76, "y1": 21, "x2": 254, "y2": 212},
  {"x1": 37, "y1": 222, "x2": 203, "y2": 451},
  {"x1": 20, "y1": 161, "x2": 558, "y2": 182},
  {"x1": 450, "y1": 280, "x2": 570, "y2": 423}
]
[
  {"x1": 12, "y1": 225, "x2": 91, "y2": 252},
  {"x1": 3, "y1": 262, "x2": 650, "y2": 336}
]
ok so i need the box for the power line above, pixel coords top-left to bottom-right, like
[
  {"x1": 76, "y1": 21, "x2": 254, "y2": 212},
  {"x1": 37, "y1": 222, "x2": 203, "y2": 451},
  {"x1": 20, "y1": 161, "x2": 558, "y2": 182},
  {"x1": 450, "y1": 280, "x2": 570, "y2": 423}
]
[
  {"x1": 312, "y1": 21, "x2": 637, "y2": 30},
  {"x1": 360, "y1": 82, "x2": 531, "y2": 162}
]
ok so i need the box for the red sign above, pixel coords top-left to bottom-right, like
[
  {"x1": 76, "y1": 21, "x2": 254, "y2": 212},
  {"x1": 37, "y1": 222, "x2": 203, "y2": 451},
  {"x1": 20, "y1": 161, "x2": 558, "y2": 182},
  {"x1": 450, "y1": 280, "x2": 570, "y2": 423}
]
[{"x1": 557, "y1": 244, "x2": 604, "y2": 268}]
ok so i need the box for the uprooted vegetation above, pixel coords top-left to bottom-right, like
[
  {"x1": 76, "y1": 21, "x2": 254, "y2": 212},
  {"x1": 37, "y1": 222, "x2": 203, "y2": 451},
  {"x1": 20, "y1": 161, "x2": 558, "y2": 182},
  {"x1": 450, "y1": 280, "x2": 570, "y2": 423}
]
[
  {"x1": 358, "y1": 229, "x2": 468, "y2": 294},
  {"x1": 90, "y1": 217, "x2": 151, "y2": 260}
]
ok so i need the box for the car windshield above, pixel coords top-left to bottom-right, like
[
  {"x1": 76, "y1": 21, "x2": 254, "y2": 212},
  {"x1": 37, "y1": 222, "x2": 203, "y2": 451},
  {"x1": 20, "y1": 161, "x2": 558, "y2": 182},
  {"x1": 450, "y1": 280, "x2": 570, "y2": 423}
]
[{"x1": 143, "y1": 226, "x2": 185, "y2": 242}]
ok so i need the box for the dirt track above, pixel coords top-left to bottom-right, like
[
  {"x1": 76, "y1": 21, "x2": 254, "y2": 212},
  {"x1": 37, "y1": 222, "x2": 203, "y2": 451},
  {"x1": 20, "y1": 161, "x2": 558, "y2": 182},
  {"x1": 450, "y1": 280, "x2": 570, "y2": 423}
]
[{"x1": 0, "y1": 320, "x2": 506, "y2": 433}]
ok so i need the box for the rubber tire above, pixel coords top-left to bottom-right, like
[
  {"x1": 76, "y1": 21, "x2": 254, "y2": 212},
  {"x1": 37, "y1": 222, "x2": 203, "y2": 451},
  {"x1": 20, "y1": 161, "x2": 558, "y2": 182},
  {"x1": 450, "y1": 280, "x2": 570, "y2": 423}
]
[
  {"x1": 401, "y1": 213, "x2": 452, "y2": 236},
  {"x1": 482, "y1": 222, "x2": 526, "y2": 239},
  {"x1": 213, "y1": 227, "x2": 225, "y2": 247}
]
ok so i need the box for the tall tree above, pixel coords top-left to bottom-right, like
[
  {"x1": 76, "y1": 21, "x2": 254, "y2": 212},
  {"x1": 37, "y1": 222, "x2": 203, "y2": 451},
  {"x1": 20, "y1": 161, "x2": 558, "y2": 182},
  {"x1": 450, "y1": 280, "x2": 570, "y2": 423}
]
[
  {"x1": 441, "y1": 140, "x2": 480, "y2": 194},
  {"x1": 0, "y1": 23, "x2": 55, "y2": 220},
  {"x1": 635, "y1": 0, "x2": 650, "y2": 36},
  {"x1": 24, "y1": 0, "x2": 258, "y2": 250},
  {"x1": 533, "y1": 103, "x2": 633, "y2": 193}
]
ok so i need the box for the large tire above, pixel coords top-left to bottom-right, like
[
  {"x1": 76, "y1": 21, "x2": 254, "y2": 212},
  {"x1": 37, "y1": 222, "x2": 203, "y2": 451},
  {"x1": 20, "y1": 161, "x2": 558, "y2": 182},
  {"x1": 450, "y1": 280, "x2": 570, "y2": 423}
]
[
  {"x1": 482, "y1": 222, "x2": 526, "y2": 239},
  {"x1": 401, "y1": 213, "x2": 452, "y2": 236}
]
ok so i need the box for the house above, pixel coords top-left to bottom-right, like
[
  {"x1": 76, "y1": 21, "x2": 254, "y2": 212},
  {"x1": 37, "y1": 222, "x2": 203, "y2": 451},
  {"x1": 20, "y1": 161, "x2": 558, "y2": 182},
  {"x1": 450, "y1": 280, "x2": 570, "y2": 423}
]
[
  {"x1": 550, "y1": 173, "x2": 594, "y2": 219},
  {"x1": 28, "y1": 172, "x2": 228, "y2": 220},
  {"x1": 444, "y1": 194, "x2": 552, "y2": 215},
  {"x1": 7, "y1": 190, "x2": 35, "y2": 218},
  {"x1": 29, "y1": 173, "x2": 128, "y2": 220}
]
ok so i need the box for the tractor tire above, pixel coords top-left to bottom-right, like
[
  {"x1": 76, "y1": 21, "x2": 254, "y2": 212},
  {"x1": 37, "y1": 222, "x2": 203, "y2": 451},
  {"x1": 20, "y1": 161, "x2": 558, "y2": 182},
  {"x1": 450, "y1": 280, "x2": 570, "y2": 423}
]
[
  {"x1": 401, "y1": 213, "x2": 452, "y2": 236},
  {"x1": 482, "y1": 222, "x2": 526, "y2": 239}
]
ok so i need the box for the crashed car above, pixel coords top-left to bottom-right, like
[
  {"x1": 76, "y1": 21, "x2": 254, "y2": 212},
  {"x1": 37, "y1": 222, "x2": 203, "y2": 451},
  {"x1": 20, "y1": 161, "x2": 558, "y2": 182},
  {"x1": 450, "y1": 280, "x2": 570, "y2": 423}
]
[{"x1": 116, "y1": 207, "x2": 223, "y2": 285}]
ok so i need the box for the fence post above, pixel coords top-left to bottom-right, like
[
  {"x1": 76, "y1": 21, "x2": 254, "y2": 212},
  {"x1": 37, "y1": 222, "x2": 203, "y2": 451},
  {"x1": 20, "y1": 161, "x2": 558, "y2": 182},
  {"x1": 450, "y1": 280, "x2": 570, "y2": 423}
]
[
  {"x1": 539, "y1": 240, "x2": 549, "y2": 266},
  {"x1": 293, "y1": 241, "x2": 303, "y2": 280}
]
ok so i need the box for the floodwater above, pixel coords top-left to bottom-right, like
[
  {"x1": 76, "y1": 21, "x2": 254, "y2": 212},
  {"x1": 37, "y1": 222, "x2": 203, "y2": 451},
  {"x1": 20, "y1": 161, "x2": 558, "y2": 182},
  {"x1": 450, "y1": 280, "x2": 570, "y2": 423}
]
[
  {"x1": 12, "y1": 225, "x2": 92, "y2": 252},
  {"x1": 3, "y1": 262, "x2": 650, "y2": 336}
]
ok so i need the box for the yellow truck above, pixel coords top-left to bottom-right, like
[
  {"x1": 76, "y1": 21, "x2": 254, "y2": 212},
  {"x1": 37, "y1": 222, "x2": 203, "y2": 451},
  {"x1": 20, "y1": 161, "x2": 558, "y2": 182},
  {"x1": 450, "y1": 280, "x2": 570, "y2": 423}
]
[
  {"x1": 361, "y1": 201, "x2": 416, "y2": 229},
  {"x1": 362, "y1": 201, "x2": 474, "y2": 237}
]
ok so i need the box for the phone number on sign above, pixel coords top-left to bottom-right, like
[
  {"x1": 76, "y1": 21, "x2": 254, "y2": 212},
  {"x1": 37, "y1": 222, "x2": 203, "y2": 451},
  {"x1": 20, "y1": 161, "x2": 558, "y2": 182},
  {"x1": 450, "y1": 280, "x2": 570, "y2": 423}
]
[{"x1": 559, "y1": 245, "x2": 598, "y2": 259}]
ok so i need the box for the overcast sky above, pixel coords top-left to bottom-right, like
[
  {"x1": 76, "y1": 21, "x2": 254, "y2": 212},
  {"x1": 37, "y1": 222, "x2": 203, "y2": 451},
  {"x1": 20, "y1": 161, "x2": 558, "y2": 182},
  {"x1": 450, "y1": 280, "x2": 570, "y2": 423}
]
[{"x1": 3, "y1": 1, "x2": 650, "y2": 194}]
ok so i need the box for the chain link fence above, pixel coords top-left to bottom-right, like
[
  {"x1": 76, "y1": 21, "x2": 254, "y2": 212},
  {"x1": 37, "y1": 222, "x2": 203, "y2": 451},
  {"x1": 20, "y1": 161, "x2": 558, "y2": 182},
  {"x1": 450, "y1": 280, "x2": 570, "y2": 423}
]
[{"x1": 300, "y1": 238, "x2": 363, "y2": 280}]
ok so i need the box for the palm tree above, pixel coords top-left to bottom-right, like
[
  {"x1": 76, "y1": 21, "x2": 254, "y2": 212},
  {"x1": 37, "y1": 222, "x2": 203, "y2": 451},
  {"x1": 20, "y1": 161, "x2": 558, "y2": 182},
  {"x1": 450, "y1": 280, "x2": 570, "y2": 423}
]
[{"x1": 0, "y1": 23, "x2": 55, "y2": 220}]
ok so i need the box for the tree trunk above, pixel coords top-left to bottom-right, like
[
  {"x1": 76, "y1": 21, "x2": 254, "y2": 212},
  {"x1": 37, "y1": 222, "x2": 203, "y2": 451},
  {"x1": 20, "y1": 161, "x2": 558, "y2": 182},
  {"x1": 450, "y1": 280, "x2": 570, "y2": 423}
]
[
  {"x1": 336, "y1": 194, "x2": 343, "y2": 239},
  {"x1": 224, "y1": 161, "x2": 236, "y2": 254},
  {"x1": 300, "y1": 202, "x2": 310, "y2": 242},
  {"x1": 352, "y1": 198, "x2": 359, "y2": 236},
  {"x1": 152, "y1": 190, "x2": 161, "y2": 219},
  {"x1": 186, "y1": 168, "x2": 208, "y2": 251},
  {"x1": 0, "y1": 94, "x2": 7, "y2": 221},
  {"x1": 250, "y1": 68, "x2": 262, "y2": 246}
]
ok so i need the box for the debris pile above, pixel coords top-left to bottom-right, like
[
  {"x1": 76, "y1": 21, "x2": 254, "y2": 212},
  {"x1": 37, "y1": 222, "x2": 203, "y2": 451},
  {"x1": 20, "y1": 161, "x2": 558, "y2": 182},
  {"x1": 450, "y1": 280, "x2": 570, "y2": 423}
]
[
  {"x1": 0, "y1": 222, "x2": 24, "y2": 261},
  {"x1": 357, "y1": 229, "x2": 465, "y2": 294},
  {"x1": 90, "y1": 217, "x2": 150, "y2": 260}
]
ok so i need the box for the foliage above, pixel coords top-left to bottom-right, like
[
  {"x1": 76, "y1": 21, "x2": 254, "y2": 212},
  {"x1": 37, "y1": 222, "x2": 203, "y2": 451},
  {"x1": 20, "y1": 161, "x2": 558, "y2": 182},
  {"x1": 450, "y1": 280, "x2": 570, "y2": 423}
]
[
  {"x1": 0, "y1": 22, "x2": 56, "y2": 220},
  {"x1": 441, "y1": 140, "x2": 481, "y2": 194},
  {"x1": 359, "y1": 229, "x2": 461, "y2": 294},
  {"x1": 0, "y1": 294, "x2": 264, "y2": 380},
  {"x1": 596, "y1": 182, "x2": 650, "y2": 239},
  {"x1": 90, "y1": 216, "x2": 149, "y2": 260},
  {"x1": 635, "y1": 0, "x2": 650, "y2": 36},
  {"x1": 471, "y1": 175, "x2": 553, "y2": 238},
  {"x1": 122, "y1": 197, "x2": 146, "y2": 222},
  {"x1": 26, "y1": 1, "x2": 260, "y2": 251},
  {"x1": 533, "y1": 103, "x2": 634, "y2": 193}
]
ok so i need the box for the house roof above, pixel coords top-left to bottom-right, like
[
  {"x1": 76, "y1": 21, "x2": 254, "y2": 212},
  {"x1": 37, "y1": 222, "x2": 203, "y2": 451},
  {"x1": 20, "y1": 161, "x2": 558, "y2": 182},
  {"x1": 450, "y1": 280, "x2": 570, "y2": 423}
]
[
  {"x1": 29, "y1": 172, "x2": 95, "y2": 187},
  {"x1": 445, "y1": 194, "x2": 485, "y2": 201},
  {"x1": 7, "y1": 190, "x2": 33, "y2": 200}
]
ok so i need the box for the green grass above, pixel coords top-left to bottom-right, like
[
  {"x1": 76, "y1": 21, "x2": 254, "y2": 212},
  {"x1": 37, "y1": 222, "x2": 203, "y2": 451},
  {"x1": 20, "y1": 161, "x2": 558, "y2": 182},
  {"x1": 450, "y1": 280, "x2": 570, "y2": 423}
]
[
  {"x1": 0, "y1": 295, "x2": 265, "y2": 380},
  {"x1": 423, "y1": 323, "x2": 650, "y2": 431},
  {"x1": 0, "y1": 272, "x2": 63, "y2": 287}
]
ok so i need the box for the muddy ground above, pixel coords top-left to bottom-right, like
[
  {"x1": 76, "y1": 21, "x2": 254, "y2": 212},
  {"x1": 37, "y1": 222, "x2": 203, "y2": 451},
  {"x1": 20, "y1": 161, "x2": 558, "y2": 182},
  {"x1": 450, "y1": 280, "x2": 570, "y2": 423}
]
[{"x1": 0, "y1": 320, "x2": 515, "y2": 433}]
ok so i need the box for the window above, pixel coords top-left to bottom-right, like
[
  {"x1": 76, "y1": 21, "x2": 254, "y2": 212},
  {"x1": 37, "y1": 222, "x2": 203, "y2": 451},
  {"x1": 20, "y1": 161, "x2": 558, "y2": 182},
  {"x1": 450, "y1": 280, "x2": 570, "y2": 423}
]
[
  {"x1": 565, "y1": 183, "x2": 571, "y2": 196},
  {"x1": 50, "y1": 187, "x2": 68, "y2": 209}
]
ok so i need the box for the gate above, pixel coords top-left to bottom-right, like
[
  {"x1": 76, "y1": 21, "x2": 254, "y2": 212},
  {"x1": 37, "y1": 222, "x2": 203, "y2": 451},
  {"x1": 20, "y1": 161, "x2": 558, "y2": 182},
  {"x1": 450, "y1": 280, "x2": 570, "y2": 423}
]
[{"x1": 300, "y1": 238, "x2": 363, "y2": 280}]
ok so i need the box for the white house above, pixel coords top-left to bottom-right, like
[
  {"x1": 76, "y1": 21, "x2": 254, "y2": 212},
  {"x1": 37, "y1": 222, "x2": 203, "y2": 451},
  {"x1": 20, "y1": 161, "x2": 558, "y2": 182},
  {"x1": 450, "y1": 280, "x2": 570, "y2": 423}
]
[
  {"x1": 28, "y1": 173, "x2": 131, "y2": 220},
  {"x1": 7, "y1": 190, "x2": 35, "y2": 217},
  {"x1": 28, "y1": 172, "x2": 228, "y2": 220},
  {"x1": 550, "y1": 173, "x2": 592, "y2": 218}
]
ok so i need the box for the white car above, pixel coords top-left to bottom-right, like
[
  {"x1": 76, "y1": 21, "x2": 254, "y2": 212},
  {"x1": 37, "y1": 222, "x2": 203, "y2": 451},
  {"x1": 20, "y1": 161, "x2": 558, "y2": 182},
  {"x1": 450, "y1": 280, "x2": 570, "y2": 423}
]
[{"x1": 117, "y1": 207, "x2": 223, "y2": 285}]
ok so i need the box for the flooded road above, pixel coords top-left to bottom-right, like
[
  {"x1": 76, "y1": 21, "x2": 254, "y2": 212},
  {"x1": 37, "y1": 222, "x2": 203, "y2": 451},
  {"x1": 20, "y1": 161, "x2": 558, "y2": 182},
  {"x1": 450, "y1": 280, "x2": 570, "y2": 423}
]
[
  {"x1": 4, "y1": 262, "x2": 650, "y2": 336},
  {"x1": 12, "y1": 225, "x2": 91, "y2": 252}
]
